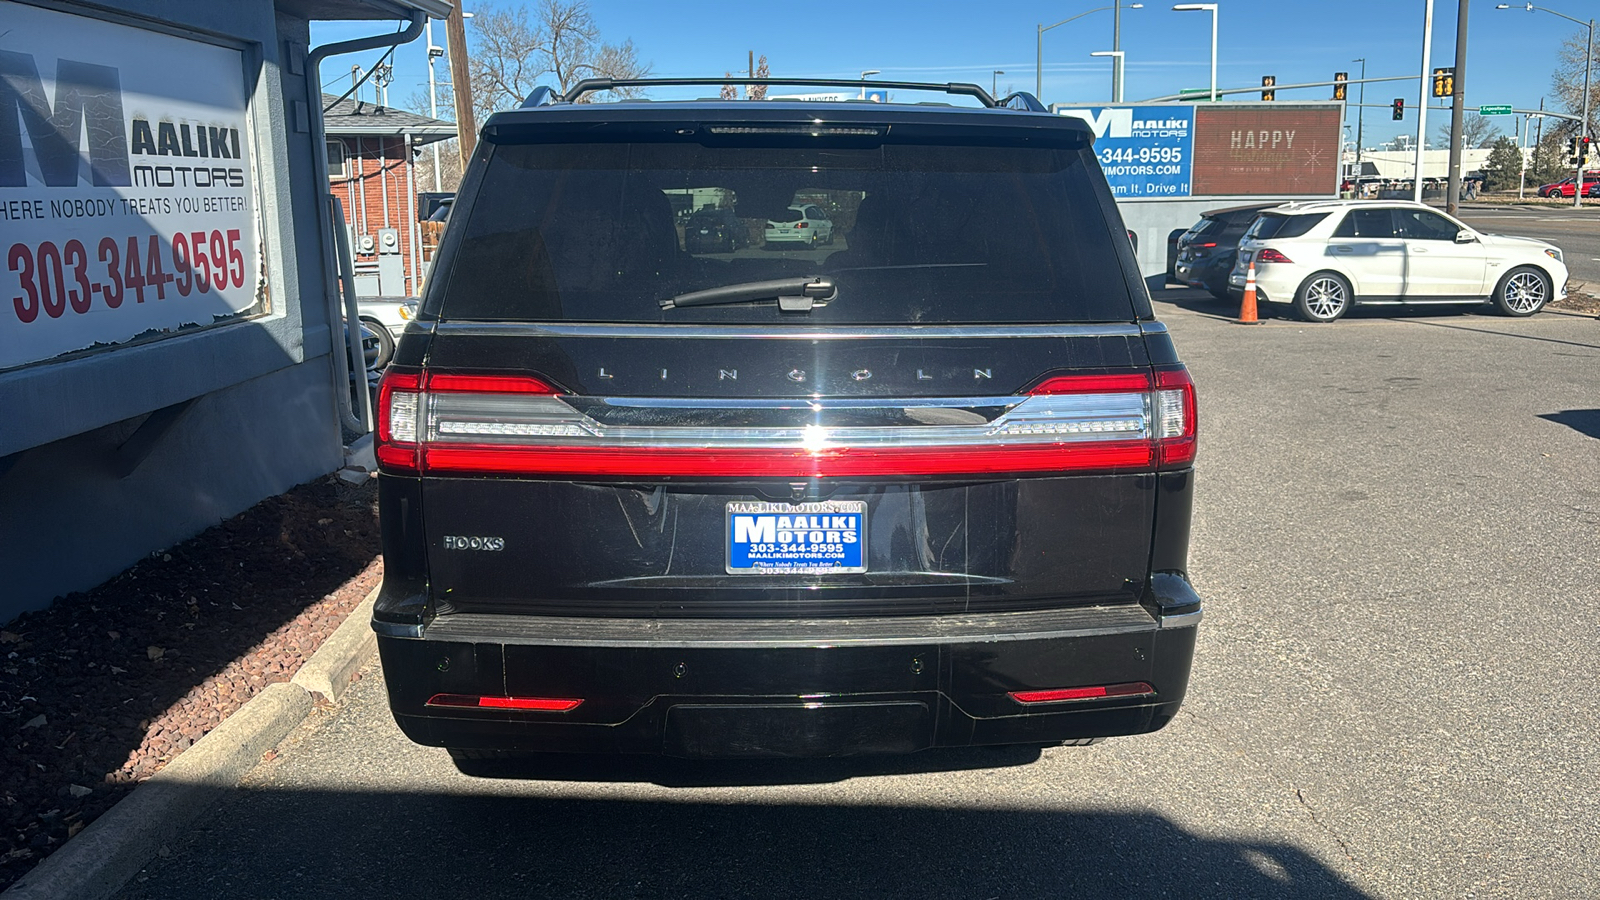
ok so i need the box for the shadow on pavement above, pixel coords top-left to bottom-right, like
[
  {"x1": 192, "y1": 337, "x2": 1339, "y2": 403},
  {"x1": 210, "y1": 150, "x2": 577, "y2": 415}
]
[
  {"x1": 448, "y1": 743, "x2": 1050, "y2": 786},
  {"x1": 114, "y1": 787, "x2": 1373, "y2": 899},
  {"x1": 1396, "y1": 317, "x2": 1600, "y2": 350},
  {"x1": 1539, "y1": 409, "x2": 1600, "y2": 440}
]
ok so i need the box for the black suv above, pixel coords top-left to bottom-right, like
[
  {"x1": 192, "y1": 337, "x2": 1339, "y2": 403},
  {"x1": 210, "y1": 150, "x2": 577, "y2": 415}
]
[
  {"x1": 1172, "y1": 203, "x2": 1278, "y2": 300},
  {"x1": 372, "y1": 78, "x2": 1202, "y2": 760}
]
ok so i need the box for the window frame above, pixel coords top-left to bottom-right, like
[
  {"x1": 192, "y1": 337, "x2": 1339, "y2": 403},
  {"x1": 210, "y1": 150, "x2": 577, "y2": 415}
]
[{"x1": 326, "y1": 139, "x2": 349, "y2": 179}]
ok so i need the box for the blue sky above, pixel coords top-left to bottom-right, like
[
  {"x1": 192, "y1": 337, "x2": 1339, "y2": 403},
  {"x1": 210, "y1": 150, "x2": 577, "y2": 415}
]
[{"x1": 311, "y1": 0, "x2": 1590, "y2": 149}]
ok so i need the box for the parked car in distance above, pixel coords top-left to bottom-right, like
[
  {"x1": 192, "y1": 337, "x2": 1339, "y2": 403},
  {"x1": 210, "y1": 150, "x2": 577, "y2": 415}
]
[
  {"x1": 1228, "y1": 199, "x2": 1568, "y2": 323},
  {"x1": 372, "y1": 77, "x2": 1203, "y2": 763},
  {"x1": 356, "y1": 297, "x2": 419, "y2": 369},
  {"x1": 1172, "y1": 203, "x2": 1279, "y2": 300},
  {"x1": 1535, "y1": 174, "x2": 1600, "y2": 198},
  {"x1": 683, "y1": 207, "x2": 747, "y2": 253},
  {"x1": 1164, "y1": 228, "x2": 1187, "y2": 282},
  {"x1": 763, "y1": 203, "x2": 833, "y2": 247},
  {"x1": 426, "y1": 197, "x2": 454, "y2": 222}
]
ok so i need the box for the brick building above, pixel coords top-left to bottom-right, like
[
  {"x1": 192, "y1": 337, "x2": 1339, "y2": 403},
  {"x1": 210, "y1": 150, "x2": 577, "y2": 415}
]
[{"x1": 323, "y1": 94, "x2": 454, "y2": 296}]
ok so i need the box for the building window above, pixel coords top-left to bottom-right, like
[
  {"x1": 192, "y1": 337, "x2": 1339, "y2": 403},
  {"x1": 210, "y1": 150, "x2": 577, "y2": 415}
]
[{"x1": 327, "y1": 140, "x2": 348, "y2": 178}]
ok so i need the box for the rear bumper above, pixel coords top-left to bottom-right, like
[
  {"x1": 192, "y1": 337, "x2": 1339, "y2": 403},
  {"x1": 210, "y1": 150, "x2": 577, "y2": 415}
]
[{"x1": 374, "y1": 597, "x2": 1201, "y2": 758}]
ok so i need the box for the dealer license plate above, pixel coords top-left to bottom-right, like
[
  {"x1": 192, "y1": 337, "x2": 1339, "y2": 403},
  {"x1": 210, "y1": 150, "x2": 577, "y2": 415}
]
[{"x1": 726, "y1": 501, "x2": 867, "y2": 575}]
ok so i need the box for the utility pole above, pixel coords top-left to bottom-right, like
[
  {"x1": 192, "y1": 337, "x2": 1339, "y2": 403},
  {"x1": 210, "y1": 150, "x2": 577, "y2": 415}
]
[
  {"x1": 1445, "y1": 0, "x2": 1468, "y2": 214},
  {"x1": 426, "y1": 18, "x2": 442, "y2": 192},
  {"x1": 1414, "y1": 0, "x2": 1435, "y2": 203},
  {"x1": 1112, "y1": 0, "x2": 1123, "y2": 104},
  {"x1": 446, "y1": 1, "x2": 476, "y2": 168},
  {"x1": 1354, "y1": 58, "x2": 1367, "y2": 188}
]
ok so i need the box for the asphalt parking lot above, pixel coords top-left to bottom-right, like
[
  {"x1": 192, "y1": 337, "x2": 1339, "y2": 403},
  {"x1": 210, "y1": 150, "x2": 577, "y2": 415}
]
[{"x1": 116, "y1": 293, "x2": 1600, "y2": 899}]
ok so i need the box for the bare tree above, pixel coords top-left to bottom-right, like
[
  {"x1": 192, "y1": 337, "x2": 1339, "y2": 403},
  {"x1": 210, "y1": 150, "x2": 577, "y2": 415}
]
[
  {"x1": 466, "y1": 0, "x2": 650, "y2": 119},
  {"x1": 747, "y1": 56, "x2": 770, "y2": 101},
  {"x1": 1550, "y1": 29, "x2": 1600, "y2": 137},
  {"x1": 1435, "y1": 112, "x2": 1501, "y2": 150},
  {"x1": 720, "y1": 74, "x2": 738, "y2": 101},
  {"x1": 404, "y1": 87, "x2": 465, "y2": 191}
]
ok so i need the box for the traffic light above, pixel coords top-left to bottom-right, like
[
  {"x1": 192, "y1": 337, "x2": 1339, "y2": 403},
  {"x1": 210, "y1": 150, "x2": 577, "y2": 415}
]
[
  {"x1": 1392, "y1": 98, "x2": 1405, "y2": 121},
  {"x1": 1572, "y1": 135, "x2": 1594, "y2": 165},
  {"x1": 1431, "y1": 67, "x2": 1454, "y2": 99},
  {"x1": 1261, "y1": 75, "x2": 1275, "y2": 102},
  {"x1": 1333, "y1": 72, "x2": 1348, "y2": 101}
]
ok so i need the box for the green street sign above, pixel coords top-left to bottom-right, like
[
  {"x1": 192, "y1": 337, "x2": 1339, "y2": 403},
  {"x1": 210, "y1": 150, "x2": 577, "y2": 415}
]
[{"x1": 1478, "y1": 105, "x2": 1513, "y2": 116}]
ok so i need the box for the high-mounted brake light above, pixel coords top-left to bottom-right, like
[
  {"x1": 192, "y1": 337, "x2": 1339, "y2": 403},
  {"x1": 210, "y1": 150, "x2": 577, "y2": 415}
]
[
  {"x1": 373, "y1": 367, "x2": 1198, "y2": 479},
  {"x1": 1255, "y1": 248, "x2": 1293, "y2": 263}
]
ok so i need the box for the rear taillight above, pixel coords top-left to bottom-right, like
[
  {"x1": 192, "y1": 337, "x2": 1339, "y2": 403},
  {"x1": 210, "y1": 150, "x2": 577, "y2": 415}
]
[
  {"x1": 1154, "y1": 367, "x2": 1198, "y2": 468},
  {"x1": 1255, "y1": 248, "x2": 1293, "y2": 263},
  {"x1": 1197, "y1": 242, "x2": 1218, "y2": 249},
  {"x1": 374, "y1": 367, "x2": 1199, "y2": 478},
  {"x1": 797, "y1": 221, "x2": 808, "y2": 228}
]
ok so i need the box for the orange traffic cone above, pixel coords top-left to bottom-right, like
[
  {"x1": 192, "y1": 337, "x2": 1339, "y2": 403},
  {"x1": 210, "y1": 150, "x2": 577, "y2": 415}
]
[{"x1": 1236, "y1": 260, "x2": 1261, "y2": 325}]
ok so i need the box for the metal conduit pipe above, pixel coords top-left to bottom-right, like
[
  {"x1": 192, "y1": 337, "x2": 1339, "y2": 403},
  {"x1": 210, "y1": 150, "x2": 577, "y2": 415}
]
[{"x1": 306, "y1": 11, "x2": 427, "y2": 435}]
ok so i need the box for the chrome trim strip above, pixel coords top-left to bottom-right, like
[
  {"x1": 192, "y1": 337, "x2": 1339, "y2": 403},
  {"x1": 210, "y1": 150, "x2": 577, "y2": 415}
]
[
  {"x1": 433, "y1": 322, "x2": 1148, "y2": 340},
  {"x1": 580, "y1": 396, "x2": 1024, "y2": 410},
  {"x1": 371, "y1": 619, "x2": 425, "y2": 639},
  {"x1": 416, "y1": 605, "x2": 1160, "y2": 648},
  {"x1": 1157, "y1": 609, "x2": 1203, "y2": 630},
  {"x1": 426, "y1": 391, "x2": 1153, "y2": 447}
]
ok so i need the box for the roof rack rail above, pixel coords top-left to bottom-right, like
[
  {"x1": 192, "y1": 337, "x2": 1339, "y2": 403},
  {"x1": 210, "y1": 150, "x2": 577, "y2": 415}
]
[
  {"x1": 519, "y1": 86, "x2": 561, "y2": 109},
  {"x1": 545, "y1": 77, "x2": 1004, "y2": 108},
  {"x1": 996, "y1": 91, "x2": 1049, "y2": 113}
]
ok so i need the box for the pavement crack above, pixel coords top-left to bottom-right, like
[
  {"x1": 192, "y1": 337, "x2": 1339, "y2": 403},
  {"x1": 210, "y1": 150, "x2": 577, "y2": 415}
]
[
  {"x1": 1181, "y1": 708, "x2": 1360, "y2": 863},
  {"x1": 1294, "y1": 786, "x2": 1357, "y2": 862}
]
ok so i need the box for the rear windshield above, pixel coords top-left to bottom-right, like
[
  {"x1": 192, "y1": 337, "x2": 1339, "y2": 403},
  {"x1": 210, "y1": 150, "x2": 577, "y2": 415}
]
[
  {"x1": 433, "y1": 141, "x2": 1137, "y2": 324},
  {"x1": 1247, "y1": 212, "x2": 1328, "y2": 240}
]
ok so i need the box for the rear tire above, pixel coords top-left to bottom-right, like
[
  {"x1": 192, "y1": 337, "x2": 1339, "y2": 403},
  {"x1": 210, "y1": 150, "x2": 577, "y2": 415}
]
[
  {"x1": 362, "y1": 317, "x2": 395, "y2": 369},
  {"x1": 1493, "y1": 266, "x2": 1550, "y2": 317},
  {"x1": 1294, "y1": 272, "x2": 1352, "y2": 323}
]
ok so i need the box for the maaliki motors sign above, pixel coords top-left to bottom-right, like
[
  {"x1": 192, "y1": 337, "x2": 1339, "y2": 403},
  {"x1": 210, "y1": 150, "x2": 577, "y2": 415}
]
[{"x1": 0, "y1": 1, "x2": 265, "y2": 372}]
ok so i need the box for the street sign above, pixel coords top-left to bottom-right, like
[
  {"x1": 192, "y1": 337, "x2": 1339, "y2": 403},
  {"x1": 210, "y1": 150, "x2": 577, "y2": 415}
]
[{"x1": 1478, "y1": 105, "x2": 1513, "y2": 116}]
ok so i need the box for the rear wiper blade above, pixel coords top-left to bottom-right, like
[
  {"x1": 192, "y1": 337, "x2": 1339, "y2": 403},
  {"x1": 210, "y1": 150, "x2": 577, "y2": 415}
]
[{"x1": 660, "y1": 276, "x2": 836, "y2": 312}]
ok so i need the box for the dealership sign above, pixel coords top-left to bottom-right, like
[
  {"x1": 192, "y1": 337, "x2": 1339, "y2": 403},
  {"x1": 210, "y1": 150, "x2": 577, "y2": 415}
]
[
  {"x1": 1056, "y1": 105, "x2": 1194, "y2": 198},
  {"x1": 0, "y1": 1, "x2": 264, "y2": 372}
]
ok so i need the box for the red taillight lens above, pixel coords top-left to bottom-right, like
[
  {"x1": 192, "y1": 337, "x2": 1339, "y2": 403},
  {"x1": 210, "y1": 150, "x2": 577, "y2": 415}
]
[
  {"x1": 797, "y1": 221, "x2": 808, "y2": 228},
  {"x1": 374, "y1": 368, "x2": 1199, "y2": 478},
  {"x1": 425, "y1": 693, "x2": 583, "y2": 712},
  {"x1": 1009, "y1": 682, "x2": 1155, "y2": 704},
  {"x1": 1197, "y1": 242, "x2": 1218, "y2": 249},
  {"x1": 1255, "y1": 248, "x2": 1293, "y2": 263},
  {"x1": 1029, "y1": 372, "x2": 1152, "y2": 395},
  {"x1": 427, "y1": 373, "x2": 558, "y2": 394}
]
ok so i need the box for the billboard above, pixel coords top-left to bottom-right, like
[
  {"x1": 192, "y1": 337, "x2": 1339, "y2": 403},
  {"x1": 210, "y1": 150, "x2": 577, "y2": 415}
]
[
  {"x1": 0, "y1": 1, "x2": 266, "y2": 372},
  {"x1": 1056, "y1": 105, "x2": 1194, "y2": 198},
  {"x1": 1057, "y1": 102, "x2": 1343, "y2": 200},
  {"x1": 1191, "y1": 106, "x2": 1343, "y2": 196}
]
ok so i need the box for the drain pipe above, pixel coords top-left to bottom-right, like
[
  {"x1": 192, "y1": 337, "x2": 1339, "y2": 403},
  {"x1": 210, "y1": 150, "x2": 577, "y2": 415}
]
[{"x1": 307, "y1": 12, "x2": 428, "y2": 434}]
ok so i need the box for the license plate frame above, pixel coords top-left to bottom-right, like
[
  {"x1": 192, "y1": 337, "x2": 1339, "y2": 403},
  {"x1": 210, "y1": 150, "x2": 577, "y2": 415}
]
[{"x1": 725, "y1": 500, "x2": 868, "y2": 575}]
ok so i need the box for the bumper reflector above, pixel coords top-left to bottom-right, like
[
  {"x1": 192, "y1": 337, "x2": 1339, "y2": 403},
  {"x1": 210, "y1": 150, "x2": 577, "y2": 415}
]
[
  {"x1": 425, "y1": 693, "x2": 583, "y2": 712},
  {"x1": 1009, "y1": 682, "x2": 1155, "y2": 704}
]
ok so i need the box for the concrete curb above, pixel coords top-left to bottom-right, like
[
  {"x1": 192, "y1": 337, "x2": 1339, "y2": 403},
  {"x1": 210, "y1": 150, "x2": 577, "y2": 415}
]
[
  {"x1": 2, "y1": 585, "x2": 381, "y2": 900},
  {"x1": 291, "y1": 587, "x2": 379, "y2": 702}
]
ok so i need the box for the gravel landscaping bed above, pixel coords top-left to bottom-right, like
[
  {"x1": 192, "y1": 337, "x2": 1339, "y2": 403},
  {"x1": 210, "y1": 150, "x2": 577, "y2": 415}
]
[{"x1": 0, "y1": 475, "x2": 380, "y2": 890}]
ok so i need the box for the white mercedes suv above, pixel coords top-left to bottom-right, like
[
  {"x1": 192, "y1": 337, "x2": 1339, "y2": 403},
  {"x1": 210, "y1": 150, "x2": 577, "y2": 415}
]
[{"x1": 1227, "y1": 200, "x2": 1568, "y2": 323}]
